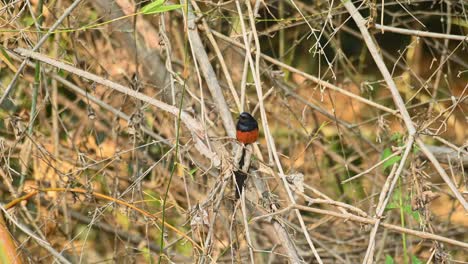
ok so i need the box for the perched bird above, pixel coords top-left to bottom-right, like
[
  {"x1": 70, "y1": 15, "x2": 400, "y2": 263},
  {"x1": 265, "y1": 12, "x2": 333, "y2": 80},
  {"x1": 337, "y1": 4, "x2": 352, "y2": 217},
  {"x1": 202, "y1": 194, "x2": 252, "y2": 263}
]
[
  {"x1": 234, "y1": 112, "x2": 259, "y2": 199},
  {"x1": 236, "y1": 112, "x2": 259, "y2": 145}
]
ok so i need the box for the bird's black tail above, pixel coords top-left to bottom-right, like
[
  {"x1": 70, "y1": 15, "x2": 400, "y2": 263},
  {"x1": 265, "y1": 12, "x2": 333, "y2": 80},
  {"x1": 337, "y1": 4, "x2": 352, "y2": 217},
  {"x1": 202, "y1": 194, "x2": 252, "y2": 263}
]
[
  {"x1": 234, "y1": 147, "x2": 248, "y2": 199},
  {"x1": 234, "y1": 170, "x2": 247, "y2": 199}
]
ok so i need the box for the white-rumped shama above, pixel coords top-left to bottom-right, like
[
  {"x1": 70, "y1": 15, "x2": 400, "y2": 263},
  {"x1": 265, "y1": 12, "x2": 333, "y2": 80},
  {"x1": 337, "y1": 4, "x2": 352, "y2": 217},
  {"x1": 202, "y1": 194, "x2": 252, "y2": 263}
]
[
  {"x1": 234, "y1": 112, "x2": 258, "y2": 199},
  {"x1": 236, "y1": 112, "x2": 259, "y2": 144}
]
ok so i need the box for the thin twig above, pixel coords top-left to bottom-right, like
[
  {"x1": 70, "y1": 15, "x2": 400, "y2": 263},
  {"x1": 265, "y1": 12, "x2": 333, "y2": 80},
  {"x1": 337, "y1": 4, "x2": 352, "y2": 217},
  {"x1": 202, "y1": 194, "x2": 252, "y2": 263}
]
[
  {"x1": 209, "y1": 29, "x2": 398, "y2": 115},
  {"x1": 0, "y1": 0, "x2": 84, "y2": 106},
  {"x1": 251, "y1": 202, "x2": 468, "y2": 249},
  {"x1": 198, "y1": 179, "x2": 230, "y2": 263},
  {"x1": 190, "y1": 0, "x2": 241, "y2": 111},
  {"x1": 374, "y1": 23, "x2": 468, "y2": 42},
  {"x1": 292, "y1": 205, "x2": 468, "y2": 249},
  {"x1": 13, "y1": 47, "x2": 220, "y2": 167},
  {"x1": 342, "y1": 0, "x2": 468, "y2": 212},
  {"x1": 342, "y1": 148, "x2": 403, "y2": 183},
  {"x1": 363, "y1": 136, "x2": 414, "y2": 263},
  {"x1": 342, "y1": 1, "x2": 415, "y2": 134},
  {"x1": 184, "y1": 0, "x2": 236, "y2": 138},
  {"x1": 237, "y1": 0, "x2": 323, "y2": 262},
  {"x1": 416, "y1": 137, "x2": 467, "y2": 201},
  {"x1": 1, "y1": 204, "x2": 72, "y2": 264},
  {"x1": 5, "y1": 188, "x2": 203, "y2": 251},
  {"x1": 240, "y1": 191, "x2": 255, "y2": 264},
  {"x1": 423, "y1": 145, "x2": 468, "y2": 166},
  {"x1": 250, "y1": 171, "x2": 303, "y2": 263}
]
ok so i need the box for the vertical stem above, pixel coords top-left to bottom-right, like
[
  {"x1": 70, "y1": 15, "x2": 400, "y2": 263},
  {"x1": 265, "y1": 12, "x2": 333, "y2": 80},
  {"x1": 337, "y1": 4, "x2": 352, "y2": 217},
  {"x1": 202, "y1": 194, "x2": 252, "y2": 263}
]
[
  {"x1": 397, "y1": 178, "x2": 408, "y2": 264},
  {"x1": 23, "y1": 0, "x2": 45, "y2": 187},
  {"x1": 0, "y1": 0, "x2": 84, "y2": 106},
  {"x1": 29, "y1": 0, "x2": 45, "y2": 134},
  {"x1": 158, "y1": 3, "x2": 190, "y2": 262},
  {"x1": 29, "y1": 62, "x2": 40, "y2": 134},
  {"x1": 158, "y1": 85, "x2": 185, "y2": 263},
  {"x1": 279, "y1": 0, "x2": 284, "y2": 60}
]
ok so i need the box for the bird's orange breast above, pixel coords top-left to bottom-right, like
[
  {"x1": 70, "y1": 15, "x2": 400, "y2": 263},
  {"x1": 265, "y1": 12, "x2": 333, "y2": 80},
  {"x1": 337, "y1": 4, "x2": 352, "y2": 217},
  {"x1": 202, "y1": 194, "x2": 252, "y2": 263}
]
[{"x1": 236, "y1": 128, "x2": 259, "y2": 144}]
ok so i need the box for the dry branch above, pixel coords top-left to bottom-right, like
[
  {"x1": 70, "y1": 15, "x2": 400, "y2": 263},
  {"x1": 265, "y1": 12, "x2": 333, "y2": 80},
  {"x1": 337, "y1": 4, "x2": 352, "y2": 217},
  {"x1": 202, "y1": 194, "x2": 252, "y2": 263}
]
[
  {"x1": 14, "y1": 47, "x2": 220, "y2": 167},
  {"x1": 0, "y1": 0, "x2": 84, "y2": 107},
  {"x1": 342, "y1": 0, "x2": 468, "y2": 213},
  {"x1": 236, "y1": 0, "x2": 322, "y2": 262},
  {"x1": 0, "y1": 205, "x2": 72, "y2": 264},
  {"x1": 184, "y1": 1, "x2": 236, "y2": 138},
  {"x1": 292, "y1": 205, "x2": 468, "y2": 249},
  {"x1": 374, "y1": 24, "x2": 468, "y2": 42}
]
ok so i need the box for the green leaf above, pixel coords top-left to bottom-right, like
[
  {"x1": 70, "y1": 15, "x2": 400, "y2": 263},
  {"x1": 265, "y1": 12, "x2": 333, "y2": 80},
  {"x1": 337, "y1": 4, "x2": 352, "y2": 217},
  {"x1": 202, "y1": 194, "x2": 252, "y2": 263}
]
[
  {"x1": 381, "y1": 148, "x2": 401, "y2": 170},
  {"x1": 148, "y1": 4, "x2": 183, "y2": 14},
  {"x1": 411, "y1": 255, "x2": 423, "y2": 264},
  {"x1": 140, "y1": 0, "x2": 182, "y2": 14},
  {"x1": 176, "y1": 239, "x2": 193, "y2": 255},
  {"x1": 188, "y1": 167, "x2": 198, "y2": 180},
  {"x1": 385, "y1": 202, "x2": 399, "y2": 210},
  {"x1": 402, "y1": 204, "x2": 412, "y2": 214},
  {"x1": 385, "y1": 255, "x2": 394, "y2": 264},
  {"x1": 0, "y1": 45, "x2": 13, "y2": 64},
  {"x1": 390, "y1": 132, "x2": 402, "y2": 142},
  {"x1": 402, "y1": 204, "x2": 420, "y2": 221},
  {"x1": 385, "y1": 188, "x2": 401, "y2": 210},
  {"x1": 139, "y1": 247, "x2": 152, "y2": 263},
  {"x1": 410, "y1": 210, "x2": 420, "y2": 221},
  {"x1": 21, "y1": 16, "x2": 35, "y2": 27},
  {"x1": 144, "y1": 190, "x2": 163, "y2": 208},
  {"x1": 452, "y1": 18, "x2": 468, "y2": 28},
  {"x1": 189, "y1": 167, "x2": 198, "y2": 175},
  {"x1": 141, "y1": 0, "x2": 165, "y2": 12},
  {"x1": 413, "y1": 145, "x2": 420, "y2": 154}
]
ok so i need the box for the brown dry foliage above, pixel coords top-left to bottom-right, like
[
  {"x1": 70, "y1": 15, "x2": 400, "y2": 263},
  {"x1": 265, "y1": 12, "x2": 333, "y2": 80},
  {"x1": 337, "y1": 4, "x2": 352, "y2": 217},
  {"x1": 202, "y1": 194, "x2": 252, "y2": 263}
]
[{"x1": 0, "y1": 0, "x2": 467, "y2": 263}]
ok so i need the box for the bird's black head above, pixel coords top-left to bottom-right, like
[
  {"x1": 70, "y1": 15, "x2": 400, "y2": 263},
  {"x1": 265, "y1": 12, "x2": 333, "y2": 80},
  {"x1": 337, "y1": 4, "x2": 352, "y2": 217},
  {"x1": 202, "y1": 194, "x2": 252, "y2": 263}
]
[{"x1": 236, "y1": 112, "x2": 258, "y2": 132}]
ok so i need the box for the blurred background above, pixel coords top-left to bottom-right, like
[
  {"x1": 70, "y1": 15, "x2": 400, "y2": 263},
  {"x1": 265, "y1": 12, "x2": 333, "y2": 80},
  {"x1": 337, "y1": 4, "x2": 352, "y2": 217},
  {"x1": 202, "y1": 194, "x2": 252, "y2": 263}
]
[{"x1": 0, "y1": 0, "x2": 467, "y2": 263}]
